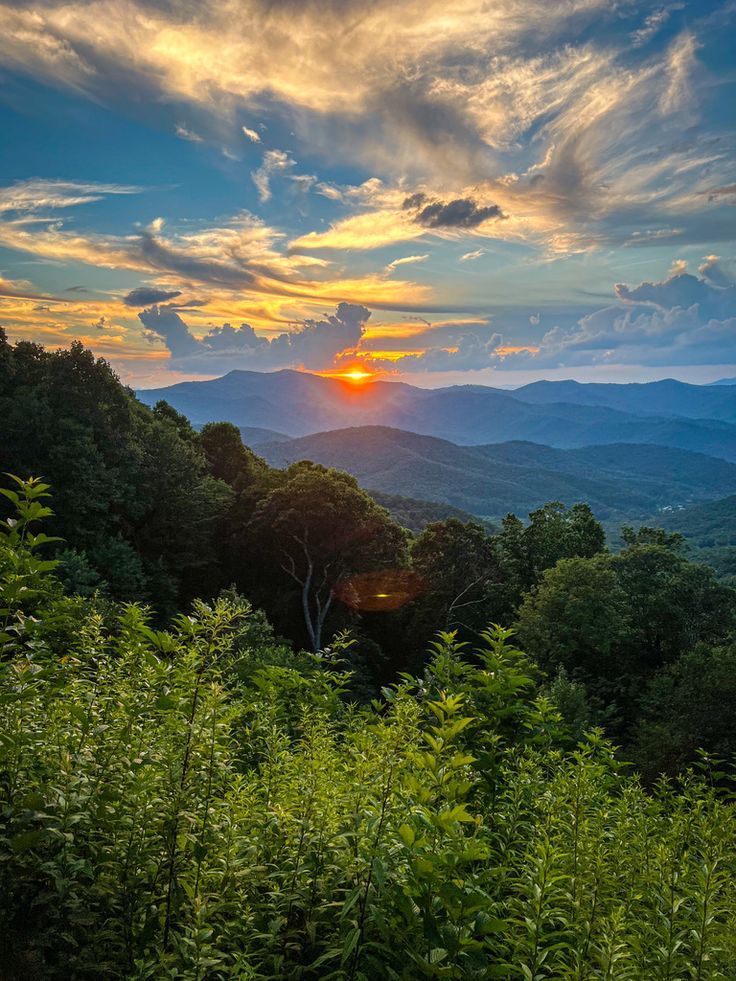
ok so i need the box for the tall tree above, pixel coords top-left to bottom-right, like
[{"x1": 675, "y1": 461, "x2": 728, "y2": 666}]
[
  {"x1": 249, "y1": 462, "x2": 407, "y2": 651},
  {"x1": 0, "y1": 338, "x2": 230, "y2": 610},
  {"x1": 409, "y1": 518, "x2": 502, "y2": 638}
]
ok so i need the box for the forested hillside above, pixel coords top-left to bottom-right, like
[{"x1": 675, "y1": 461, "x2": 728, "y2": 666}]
[
  {"x1": 654, "y1": 495, "x2": 736, "y2": 581},
  {"x1": 257, "y1": 425, "x2": 736, "y2": 521},
  {"x1": 4, "y1": 337, "x2": 736, "y2": 977}
]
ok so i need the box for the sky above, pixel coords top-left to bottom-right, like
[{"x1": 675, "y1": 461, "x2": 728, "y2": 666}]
[{"x1": 0, "y1": 0, "x2": 734, "y2": 389}]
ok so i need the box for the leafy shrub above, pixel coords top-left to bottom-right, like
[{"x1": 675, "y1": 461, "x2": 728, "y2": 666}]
[{"x1": 1, "y1": 478, "x2": 736, "y2": 979}]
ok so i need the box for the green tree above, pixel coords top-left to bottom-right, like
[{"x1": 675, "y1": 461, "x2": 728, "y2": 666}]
[
  {"x1": 495, "y1": 501, "x2": 606, "y2": 603},
  {"x1": 611, "y1": 541, "x2": 736, "y2": 668},
  {"x1": 515, "y1": 555, "x2": 630, "y2": 680},
  {"x1": 199, "y1": 421, "x2": 268, "y2": 489},
  {"x1": 633, "y1": 643, "x2": 736, "y2": 780},
  {"x1": 0, "y1": 338, "x2": 231, "y2": 610},
  {"x1": 409, "y1": 518, "x2": 502, "y2": 638},
  {"x1": 249, "y1": 462, "x2": 407, "y2": 651}
]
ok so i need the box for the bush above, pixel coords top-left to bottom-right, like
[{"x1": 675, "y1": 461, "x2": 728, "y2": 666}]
[{"x1": 2, "y1": 478, "x2": 736, "y2": 978}]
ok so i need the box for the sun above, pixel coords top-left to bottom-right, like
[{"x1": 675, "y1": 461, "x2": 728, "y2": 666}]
[
  {"x1": 342, "y1": 369, "x2": 372, "y2": 383},
  {"x1": 311, "y1": 364, "x2": 382, "y2": 384}
]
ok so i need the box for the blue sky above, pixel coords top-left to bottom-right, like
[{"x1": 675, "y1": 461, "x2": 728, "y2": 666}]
[{"x1": 0, "y1": 0, "x2": 734, "y2": 387}]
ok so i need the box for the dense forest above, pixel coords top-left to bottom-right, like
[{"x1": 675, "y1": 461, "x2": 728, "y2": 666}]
[{"x1": 3, "y1": 335, "x2": 736, "y2": 977}]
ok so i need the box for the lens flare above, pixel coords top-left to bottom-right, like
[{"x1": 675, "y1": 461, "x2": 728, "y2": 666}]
[{"x1": 334, "y1": 569, "x2": 424, "y2": 612}]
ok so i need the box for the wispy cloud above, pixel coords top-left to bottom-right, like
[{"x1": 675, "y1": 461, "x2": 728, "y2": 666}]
[
  {"x1": 384, "y1": 254, "x2": 429, "y2": 275},
  {"x1": 252, "y1": 149, "x2": 295, "y2": 203}
]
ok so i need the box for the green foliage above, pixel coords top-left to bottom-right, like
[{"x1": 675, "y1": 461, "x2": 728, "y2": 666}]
[
  {"x1": 248, "y1": 462, "x2": 408, "y2": 651},
  {"x1": 515, "y1": 537, "x2": 736, "y2": 736},
  {"x1": 2, "y1": 482, "x2": 736, "y2": 978},
  {"x1": 496, "y1": 502, "x2": 605, "y2": 608},
  {"x1": 633, "y1": 643, "x2": 736, "y2": 780},
  {"x1": 408, "y1": 519, "x2": 503, "y2": 640},
  {"x1": 0, "y1": 341, "x2": 230, "y2": 611}
]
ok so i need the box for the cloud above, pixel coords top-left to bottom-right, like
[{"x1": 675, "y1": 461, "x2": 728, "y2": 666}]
[
  {"x1": 123, "y1": 286, "x2": 182, "y2": 307},
  {"x1": 0, "y1": 178, "x2": 140, "y2": 214},
  {"x1": 614, "y1": 266, "x2": 735, "y2": 320},
  {"x1": 139, "y1": 300, "x2": 371, "y2": 372},
  {"x1": 460, "y1": 249, "x2": 486, "y2": 262},
  {"x1": 706, "y1": 184, "x2": 736, "y2": 202},
  {"x1": 492, "y1": 265, "x2": 736, "y2": 370},
  {"x1": 403, "y1": 192, "x2": 505, "y2": 228},
  {"x1": 630, "y1": 4, "x2": 684, "y2": 47},
  {"x1": 139, "y1": 305, "x2": 203, "y2": 358},
  {"x1": 242, "y1": 125, "x2": 261, "y2": 143},
  {"x1": 660, "y1": 32, "x2": 699, "y2": 117},
  {"x1": 699, "y1": 255, "x2": 734, "y2": 289},
  {"x1": 175, "y1": 123, "x2": 203, "y2": 142},
  {"x1": 384, "y1": 254, "x2": 429, "y2": 275},
  {"x1": 0, "y1": 274, "x2": 68, "y2": 303},
  {"x1": 252, "y1": 149, "x2": 296, "y2": 203}
]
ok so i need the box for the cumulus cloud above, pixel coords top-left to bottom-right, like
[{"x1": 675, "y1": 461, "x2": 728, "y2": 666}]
[
  {"x1": 122, "y1": 286, "x2": 182, "y2": 307},
  {"x1": 493, "y1": 265, "x2": 736, "y2": 370},
  {"x1": 139, "y1": 300, "x2": 370, "y2": 372},
  {"x1": 699, "y1": 255, "x2": 734, "y2": 289},
  {"x1": 614, "y1": 266, "x2": 735, "y2": 320},
  {"x1": 242, "y1": 125, "x2": 261, "y2": 143},
  {"x1": 403, "y1": 192, "x2": 505, "y2": 228},
  {"x1": 347, "y1": 262, "x2": 736, "y2": 373}
]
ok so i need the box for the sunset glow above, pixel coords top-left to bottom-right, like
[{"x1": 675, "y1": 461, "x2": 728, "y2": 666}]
[{"x1": 0, "y1": 0, "x2": 733, "y2": 387}]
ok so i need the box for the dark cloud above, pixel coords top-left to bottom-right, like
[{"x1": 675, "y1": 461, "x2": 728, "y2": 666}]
[
  {"x1": 706, "y1": 184, "x2": 736, "y2": 202},
  {"x1": 403, "y1": 192, "x2": 505, "y2": 228},
  {"x1": 139, "y1": 301, "x2": 370, "y2": 372},
  {"x1": 402, "y1": 192, "x2": 427, "y2": 211},
  {"x1": 615, "y1": 270, "x2": 735, "y2": 320},
  {"x1": 138, "y1": 231, "x2": 260, "y2": 291},
  {"x1": 123, "y1": 286, "x2": 182, "y2": 307}
]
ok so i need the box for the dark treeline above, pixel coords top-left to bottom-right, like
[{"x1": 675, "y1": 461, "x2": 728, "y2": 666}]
[{"x1": 2, "y1": 333, "x2": 736, "y2": 778}]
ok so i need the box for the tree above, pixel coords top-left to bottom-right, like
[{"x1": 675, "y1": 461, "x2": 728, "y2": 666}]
[
  {"x1": 633, "y1": 643, "x2": 736, "y2": 780},
  {"x1": 0, "y1": 338, "x2": 231, "y2": 610},
  {"x1": 249, "y1": 463, "x2": 408, "y2": 651},
  {"x1": 515, "y1": 555, "x2": 630, "y2": 679},
  {"x1": 199, "y1": 421, "x2": 268, "y2": 489},
  {"x1": 495, "y1": 502, "x2": 606, "y2": 605},
  {"x1": 611, "y1": 541, "x2": 736, "y2": 669},
  {"x1": 620, "y1": 525, "x2": 685, "y2": 551},
  {"x1": 408, "y1": 518, "x2": 502, "y2": 641}
]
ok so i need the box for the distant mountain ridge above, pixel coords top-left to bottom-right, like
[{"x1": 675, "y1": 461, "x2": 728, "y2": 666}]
[
  {"x1": 138, "y1": 370, "x2": 736, "y2": 462},
  {"x1": 512, "y1": 378, "x2": 736, "y2": 422},
  {"x1": 253, "y1": 425, "x2": 736, "y2": 521}
]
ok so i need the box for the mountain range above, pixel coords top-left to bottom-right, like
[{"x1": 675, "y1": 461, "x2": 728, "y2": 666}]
[
  {"x1": 138, "y1": 371, "x2": 736, "y2": 461},
  {"x1": 253, "y1": 426, "x2": 736, "y2": 522}
]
